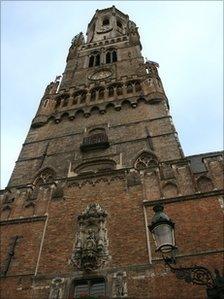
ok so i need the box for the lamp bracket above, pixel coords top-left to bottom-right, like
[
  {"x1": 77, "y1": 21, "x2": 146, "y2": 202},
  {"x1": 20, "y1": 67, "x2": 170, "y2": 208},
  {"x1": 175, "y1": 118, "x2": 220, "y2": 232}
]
[{"x1": 163, "y1": 256, "x2": 215, "y2": 289}]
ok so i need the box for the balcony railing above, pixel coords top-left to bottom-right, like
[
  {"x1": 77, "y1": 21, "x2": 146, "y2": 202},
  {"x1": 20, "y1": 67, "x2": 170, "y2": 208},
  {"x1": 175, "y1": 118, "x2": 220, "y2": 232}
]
[{"x1": 80, "y1": 133, "x2": 109, "y2": 152}]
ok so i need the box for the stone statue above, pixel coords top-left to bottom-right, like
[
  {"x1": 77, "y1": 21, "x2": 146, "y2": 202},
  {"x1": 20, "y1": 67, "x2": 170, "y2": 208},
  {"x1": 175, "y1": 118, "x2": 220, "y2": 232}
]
[
  {"x1": 49, "y1": 277, "x2": 64, "y2": 299},
  {"x1": 113, "y1": 272, "x2": 128, "y2": 297}
]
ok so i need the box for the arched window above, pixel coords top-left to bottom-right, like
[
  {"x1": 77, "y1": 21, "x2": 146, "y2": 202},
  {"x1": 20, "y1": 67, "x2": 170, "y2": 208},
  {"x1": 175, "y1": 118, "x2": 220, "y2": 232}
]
[
  {"x1": 106, "y1": 52, "x2": 111, "y2": 64},
  {"x1": 117, "y1": 85, "x2": 123, "y2": 96},
  {"x1": 62, "y1": 97, "x2": 69, "y2": 107},
  {"x1": 91, "y1": 90, "x2": 96, "y2": 101},
  {"x1": 134, "y1": 152, "x2": 158, "y2": 170},
  {"x1": 102, "y1": 18, "x2": 109, "y2": 26},
  {"x1": 98, "y1": 88, "x2": 104, "y2": 99},
  {"x1": 135, "y1": 81, "x2": 141, "y2": 92},
  {"x1": 80, "y1": 92, "x2": 86, "y2": 103},
  {"x1": 112, "y1": 50, "x2": 117, "y2": 62},
  {"x1": 55, "y1": 98, "x2": 61, "y2": 109},
  {"x1": 108, "y1": 86, "x2": 114, "y2": 97},
  {"x1": 89, "y1": 52, "x2": 101, "y2": 67},
  {"x1": 117, "y1": 20, "x2": 123, "y2": 28},
  {"x1": 106, "y1": 49, "x2": 117, "y2": 64},
  {"x1": 127, "y1": 83, "x2": 133, "y2": 93},
  {"x1": 89, "y1": 55, "x2": 94, "y2": 67},
  {"x1": 95, "y1": 54, "x2": 100, "y2": 66},
  {"x1": 43, "y1": 99, "x2": 49, "y2": 107}
]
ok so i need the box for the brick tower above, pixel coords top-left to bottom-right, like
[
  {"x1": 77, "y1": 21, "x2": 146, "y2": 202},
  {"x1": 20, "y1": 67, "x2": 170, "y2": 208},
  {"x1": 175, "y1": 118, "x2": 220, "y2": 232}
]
[{"x1": 1, "y1": 6, "x2": 223, "y2": 299}]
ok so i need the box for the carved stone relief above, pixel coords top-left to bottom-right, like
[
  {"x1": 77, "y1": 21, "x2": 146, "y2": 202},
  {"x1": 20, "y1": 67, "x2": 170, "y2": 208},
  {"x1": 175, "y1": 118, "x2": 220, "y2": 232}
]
[
  {"x1": 49, "y1": 277, "x2": 64, "y2": 299},
  {"x1": 71, "y1": 203, "x2": 110, "y2": 271},
  {"x1": 112, "y1": 272, "x2": 128, "y2": 297}
]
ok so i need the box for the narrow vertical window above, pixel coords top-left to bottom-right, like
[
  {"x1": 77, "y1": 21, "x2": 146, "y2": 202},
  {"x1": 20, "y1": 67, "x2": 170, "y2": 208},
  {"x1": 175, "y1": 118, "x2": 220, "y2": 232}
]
[
  {"x1": 106, "y1": 52, "x2": 111, "y2": 64},
  {"x1": 127, "y1": 83, "x2": 133, "y2": 93},
  {"x1": 95, "y1": 54, "x2": 100, "y2": 66},
  {"x1": 117, "y1": 85, "x2": 123, "y2": 96},
  {"x1": 112, "y1": 50, "x2": 117, "y2": 62},
  {"x1": 89, "y1": 55, "x2": 94, "y2": 67},
  {"x1": 55, "y1": 98, "x2": 61, "y2": 108},
  {"x1": 80, "y1": 92, "x2": 86, "y2": 103},
  {"x1": 91, "y1": 90, "x2": 96, "y2": 101},
  {"x1": 135, "y1": 82, "x2": 141, "y2": 92},
  {"x1": 108, "y1": 86, "x2": 114, "y2": 97},
  {"x1": 98, "y1": 88, "x2": 104, "y2": 99}
]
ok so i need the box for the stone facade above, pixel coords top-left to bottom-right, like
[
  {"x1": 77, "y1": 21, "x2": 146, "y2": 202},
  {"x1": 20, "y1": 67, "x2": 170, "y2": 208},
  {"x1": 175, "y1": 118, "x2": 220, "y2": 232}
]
[{"x1": 0, "y1": 6, "x2": 223, "y2": 299}]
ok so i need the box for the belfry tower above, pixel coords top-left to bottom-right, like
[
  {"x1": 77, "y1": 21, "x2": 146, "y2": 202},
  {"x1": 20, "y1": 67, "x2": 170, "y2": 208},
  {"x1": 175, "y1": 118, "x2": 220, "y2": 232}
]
[{"x1": 1, "y1": 6, "x2": 223, "y2": 299}]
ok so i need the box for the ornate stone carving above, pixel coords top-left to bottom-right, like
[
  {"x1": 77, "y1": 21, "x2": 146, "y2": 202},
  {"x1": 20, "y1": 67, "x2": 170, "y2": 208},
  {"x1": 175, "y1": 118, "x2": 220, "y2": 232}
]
[
  {"x1": 134, "y1": 152, "x2": 158, "y2": 170},
  {"x1": 49, "y1": 277, "x2": 64, "y2": 299},
  {"x1": 112, "y1": 272, "x2": 128, "y2": 297},
  {"x1": 67, "y1": 32, "x2": 84, "y2": 61},
  {"x1": 34, "y1": 168, "x2": 56, "y2": 185},
  {"x1": 44, "y1": 77, "x2": 60, "y2": 96},
  {"x1": 145, "y1": 60, "x2": 159, "y2": 78},
  {"x1": 128, "y1": 21, "x2": 141, "y2": 48},
  {"x1": 71, "y1": 203, "x2": 109, "y2": 271}
]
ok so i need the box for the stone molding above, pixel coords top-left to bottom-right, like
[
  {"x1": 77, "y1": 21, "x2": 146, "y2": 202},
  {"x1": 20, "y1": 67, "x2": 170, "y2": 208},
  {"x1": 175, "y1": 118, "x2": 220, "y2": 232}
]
[{"x1": 0, "y1": 215, "x2": 47, "y2": 226}]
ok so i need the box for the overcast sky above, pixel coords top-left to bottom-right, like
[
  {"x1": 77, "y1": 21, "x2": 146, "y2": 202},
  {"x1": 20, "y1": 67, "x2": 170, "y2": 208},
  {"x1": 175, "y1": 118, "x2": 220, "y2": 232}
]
[{"x1": 1, "y1": 1, "x2": 223, "y2": 188}]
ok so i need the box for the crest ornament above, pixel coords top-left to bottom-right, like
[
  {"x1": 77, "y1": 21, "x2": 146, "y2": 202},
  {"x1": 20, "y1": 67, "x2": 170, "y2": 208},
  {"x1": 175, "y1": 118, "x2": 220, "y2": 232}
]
[{"x1": 71, "y1": 203, "x2": 110, "y2": 271}]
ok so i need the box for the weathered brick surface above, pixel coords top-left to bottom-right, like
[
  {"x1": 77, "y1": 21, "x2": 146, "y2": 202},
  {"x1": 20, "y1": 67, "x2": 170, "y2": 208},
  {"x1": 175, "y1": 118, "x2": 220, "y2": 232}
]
[{"x1": 1, "y1": 6, "x2": 223, "y2": 299}]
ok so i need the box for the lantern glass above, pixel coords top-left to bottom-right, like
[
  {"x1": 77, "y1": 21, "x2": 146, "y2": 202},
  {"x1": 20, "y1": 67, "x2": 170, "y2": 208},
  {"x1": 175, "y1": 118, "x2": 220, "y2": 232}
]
[{"x1": 152, "y1": 222, "x2": 175, "y2": 253}]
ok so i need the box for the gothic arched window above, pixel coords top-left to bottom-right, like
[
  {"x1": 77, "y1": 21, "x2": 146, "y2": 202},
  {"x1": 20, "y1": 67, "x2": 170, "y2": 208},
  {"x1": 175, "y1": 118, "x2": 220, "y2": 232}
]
[
  {"x1": 102, "y1": 18, "x2": 109, "y2": 26},
  {"x1": 108, "y1": 86, "x2": 114, "y2": 97},
  {"x1": 134, "y1": 152, "x2": 158, "y2": 170},
  {"x1": 127, "y1": 83, "x2": 133, "y2": 94},
  {"x1": 91, "y1": 90, "x2": 96, "y2": 101},
  {"x1": 135, "y1": 81, "x2": 141, "y2": 92},
  {"x1": 112, "y1": 50, "x2": 117, "y2": 62},
  {"x1": 106, "y1": 49, "x2": 117, "y2": 64},
  {"x1": 106, "y1": 52, "x2": 111, "y2": 64},
  {"x1": 34, "y1": 168, "x2": 56, "y2": 186},
  {"x1": 98, "y1": 88, "x2": 104, "y2": 99},
  {"x1": 62, "y1": 97, "x2": 69, "y2": 107},
  {"x1": 89, "y1": 52, "x2": 101, "y2": 68},
  {"x1": 89, "y1": 55, "x2": 94, "y2": 67},
  {"x1": 80, "y1": 91, "x2": 86, "y2": 103},
  {"x1": 55, "y1": 98, "x2": 61, "y2": 109},
  {"x1": 117, "y1": 85, "x2": 123, "y2": 96},
  {"x1": 95, "y1": 54, "x2": 100, "y2": 66}
]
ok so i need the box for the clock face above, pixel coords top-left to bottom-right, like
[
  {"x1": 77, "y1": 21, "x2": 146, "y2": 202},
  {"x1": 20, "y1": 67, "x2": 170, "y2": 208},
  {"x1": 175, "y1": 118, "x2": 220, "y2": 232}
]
[{"x1": 90, "y1": 70, "x2": 112, "y2": 81}]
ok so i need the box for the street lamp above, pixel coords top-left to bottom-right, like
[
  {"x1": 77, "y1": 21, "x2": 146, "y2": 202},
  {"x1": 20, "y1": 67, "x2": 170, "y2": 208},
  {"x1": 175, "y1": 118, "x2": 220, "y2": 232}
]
[{"x1": 148, "y1": 204, "x2": 224, "y2": 299}]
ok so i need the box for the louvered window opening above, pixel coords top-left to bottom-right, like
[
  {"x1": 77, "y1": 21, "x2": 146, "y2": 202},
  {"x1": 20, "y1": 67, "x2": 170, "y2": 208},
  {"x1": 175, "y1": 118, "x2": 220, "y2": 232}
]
[
  {"x1": 80, "y1": 132, "x2": 109, "y2": 152},
  {"x1": 74, "y1": 279, "x2": 106, "y2": 298}
]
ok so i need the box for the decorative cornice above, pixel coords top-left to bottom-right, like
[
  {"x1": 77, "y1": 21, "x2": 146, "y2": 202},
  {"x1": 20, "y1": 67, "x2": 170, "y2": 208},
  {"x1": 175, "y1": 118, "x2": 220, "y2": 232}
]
[
  {"x1": 67, "y1": 169, "x2": 126, "y2": 188},
  {"x1": 0, "y1": 215, "x2": 47, "y2": 226},
  {"x1": 143, "y1": 189, "x2": 224, "y2": 207}
]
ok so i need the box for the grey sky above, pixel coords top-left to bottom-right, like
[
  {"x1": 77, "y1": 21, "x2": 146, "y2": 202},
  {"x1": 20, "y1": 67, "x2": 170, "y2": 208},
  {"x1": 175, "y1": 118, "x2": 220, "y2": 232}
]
[{"x1": 1, "y1": 1, "x2": 223, "y2": 188}]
